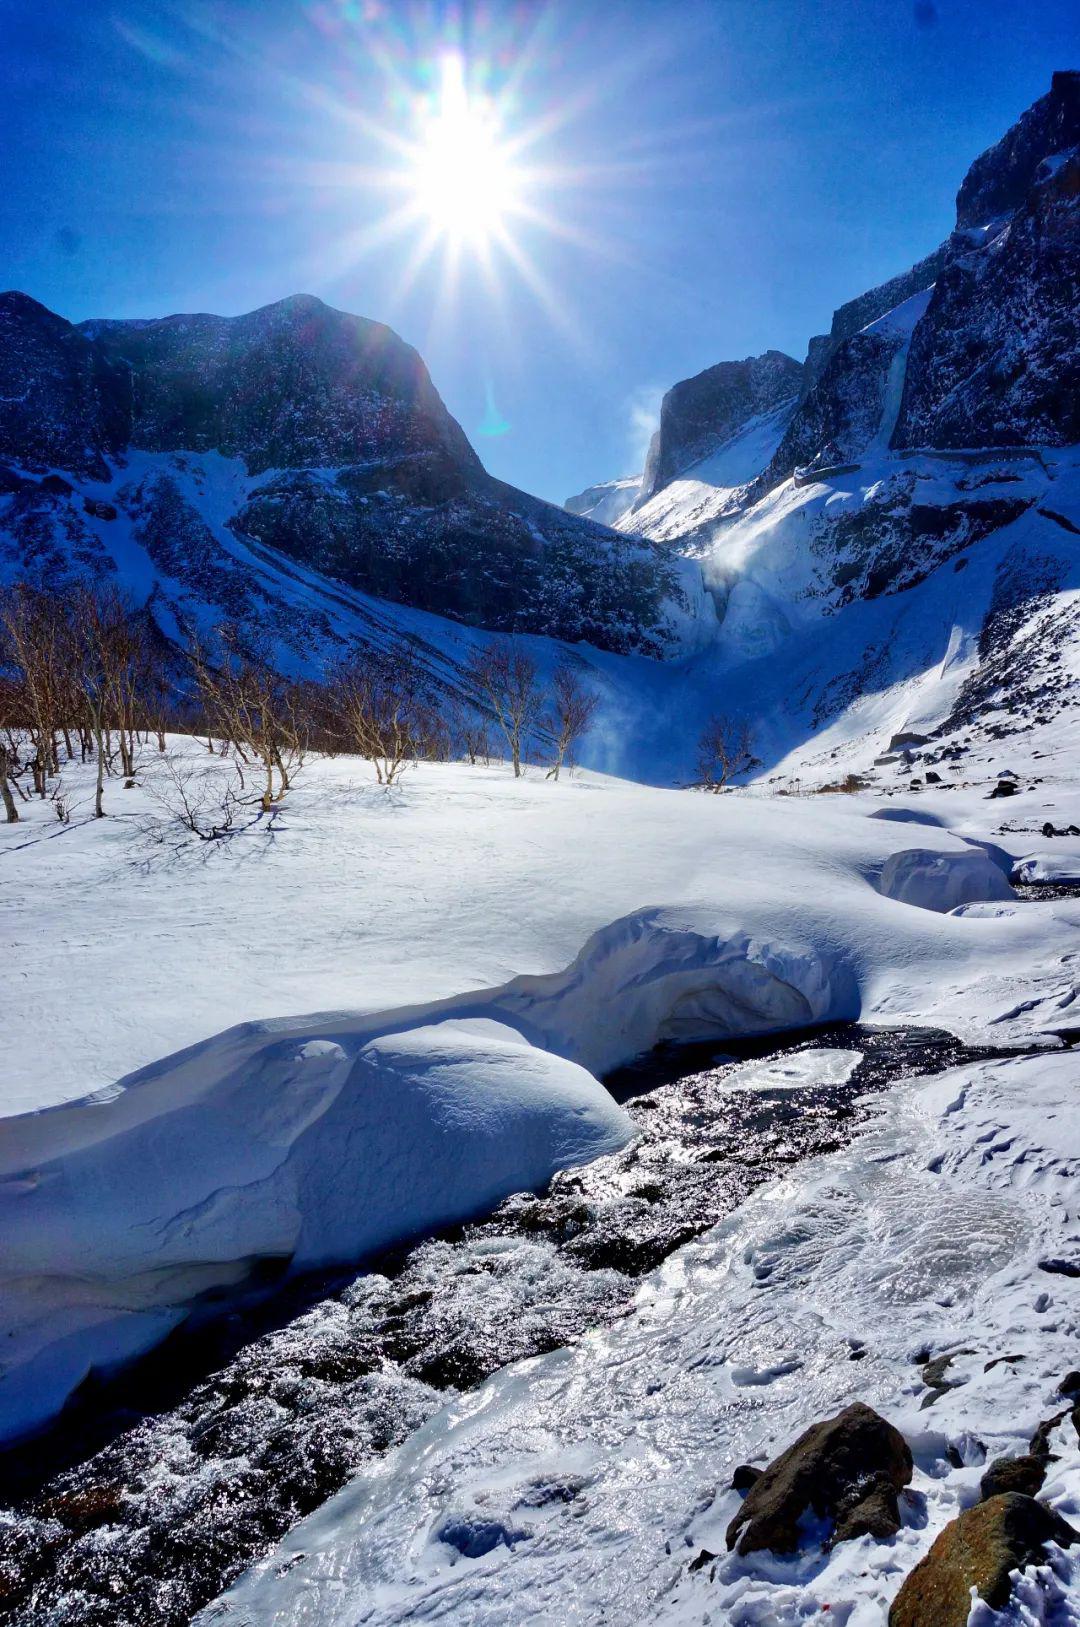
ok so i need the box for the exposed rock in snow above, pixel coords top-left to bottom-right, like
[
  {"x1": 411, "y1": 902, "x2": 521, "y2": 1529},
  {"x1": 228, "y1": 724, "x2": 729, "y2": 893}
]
[
  {"x1": 725, "y1": 1401, "x2": 913, "y2": 1555},
  {"x1": 889, "y1": 1492, "x2": 1080, "y2": 1625}
]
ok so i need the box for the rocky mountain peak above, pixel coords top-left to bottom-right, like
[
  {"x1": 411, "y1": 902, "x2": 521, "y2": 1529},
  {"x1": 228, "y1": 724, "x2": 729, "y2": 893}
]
[
  {"x1": 0, "y1": 291, "x2": 691, "y2": 656},
  {"x1": 955, "y1": 69, "x2": 1080, "y2": 230},
  {"x1": 80, "y1": 294, "x2": 483, "y2": 481},
  {"x1": 639, "y1": 348, "x2": 803, "y2": 504}
]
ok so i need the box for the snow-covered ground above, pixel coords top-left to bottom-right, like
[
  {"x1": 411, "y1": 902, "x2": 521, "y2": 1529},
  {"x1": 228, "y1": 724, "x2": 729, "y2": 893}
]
[{"x1": 2, "y1": 739, "x2": 1080, "y2": 1476}]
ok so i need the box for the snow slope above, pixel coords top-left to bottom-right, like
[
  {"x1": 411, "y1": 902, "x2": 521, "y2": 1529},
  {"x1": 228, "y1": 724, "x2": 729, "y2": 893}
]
[
  {"x1": 564, "y1": 473, "x2": 642, "y2": 527},
  {"x1": 616, "y1": 402, "x2": 796, "y2": 547}
]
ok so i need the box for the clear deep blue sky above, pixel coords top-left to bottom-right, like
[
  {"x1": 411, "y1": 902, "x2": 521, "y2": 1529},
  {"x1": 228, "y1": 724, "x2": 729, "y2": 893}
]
[{"x1": 2, "y1": 0, "x2": 1077, "y2": 502}]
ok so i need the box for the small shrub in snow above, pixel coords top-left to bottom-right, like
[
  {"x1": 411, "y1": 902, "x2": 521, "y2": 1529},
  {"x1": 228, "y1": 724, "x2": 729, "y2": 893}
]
[{"x1": 545, "y1": 662, "x2": 599, "y2": 782}]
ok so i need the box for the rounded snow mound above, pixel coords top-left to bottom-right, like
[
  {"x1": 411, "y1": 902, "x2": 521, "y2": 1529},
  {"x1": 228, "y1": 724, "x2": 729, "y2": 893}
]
[
  {"x1": 878, "y1": 847, "x2": 1014, "y2": 913},
  {"x1": 0, "y1": 1018, "x2": 632, "y2": 1443}
]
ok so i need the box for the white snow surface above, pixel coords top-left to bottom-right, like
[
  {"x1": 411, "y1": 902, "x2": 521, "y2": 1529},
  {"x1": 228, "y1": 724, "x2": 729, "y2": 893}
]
[
  {"x1": 617, "y1": 403, "x2": 796, "y2": 546},
  {"x1": 3, "y1": 745, "x2": 1080, "y2": 1457},
  {"x1": 206, "y1": 1047, "x2": 1080, "y2": 1627},
  {"x1": 0, "y1": 1015, "x2": 631, "y2": 1442},
  {"x1": 564, "y1": 473, "x2": 642, "y2": 527}
]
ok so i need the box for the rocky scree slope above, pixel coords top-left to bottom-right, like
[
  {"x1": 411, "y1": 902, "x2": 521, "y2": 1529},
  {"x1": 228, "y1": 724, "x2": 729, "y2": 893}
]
[{"x1": 0, "y1": 292, "x2": 686, "y2": 657}]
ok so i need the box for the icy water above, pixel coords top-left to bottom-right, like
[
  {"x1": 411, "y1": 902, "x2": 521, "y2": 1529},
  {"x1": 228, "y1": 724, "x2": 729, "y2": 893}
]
[{"x1": 0, "y1": 1025, "x2": 1029, "y2": 1626}]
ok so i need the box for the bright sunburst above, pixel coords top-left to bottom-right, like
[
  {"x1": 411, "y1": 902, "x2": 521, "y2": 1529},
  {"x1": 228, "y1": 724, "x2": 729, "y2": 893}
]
[{"x1": 409, "y1": 55, "x2": 522, "y2": 246}]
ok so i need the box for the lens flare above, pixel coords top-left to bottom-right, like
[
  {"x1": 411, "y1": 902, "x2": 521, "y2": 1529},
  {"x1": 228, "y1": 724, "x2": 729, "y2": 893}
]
[{"x1": 409, "y1": 55, "x2": 521, "y2": 244}]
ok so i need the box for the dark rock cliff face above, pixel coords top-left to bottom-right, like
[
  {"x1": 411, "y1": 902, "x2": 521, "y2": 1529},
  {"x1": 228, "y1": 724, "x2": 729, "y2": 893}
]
[
  {"x1": 763, "y1": 331, "x2": 902, "y2": 481},
  {"x1": 639, "y1": 350, "x2": 803, "y2": 503},
  {"x1": 894, "y1": 151, "x2": 1080, "y2": 449},
  {"x1": 756, "y1": 74, "x2": 1080, "y2": 494},
  {"x1": 800, "y1": 243, "x2": 949, "y2": 398},
  {"x1": 955, "y1": 70, "x2": 1080, "y2": 230},
  {"x1": 0, "y1": 294, "x2": 683, "y2": 655},
  {"x1": 0, "y1": 293, "x2": 129, "y2": 481},
  {"x1": 82, "y1": 295, "x2": 482, "y2": 482}
]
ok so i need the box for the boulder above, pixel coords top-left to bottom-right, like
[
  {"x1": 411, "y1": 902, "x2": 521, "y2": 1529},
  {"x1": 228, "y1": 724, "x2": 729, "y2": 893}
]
[
  {"x1": 979, "y1": 1454, "x2": 1046, "y2": 1500},
  {"x1": 889, "y1": 1494, "x2": 1079, "y2": 1625},
  {"x1": 726, "y1": 1402, "x2": 912, "y2": 1556}
]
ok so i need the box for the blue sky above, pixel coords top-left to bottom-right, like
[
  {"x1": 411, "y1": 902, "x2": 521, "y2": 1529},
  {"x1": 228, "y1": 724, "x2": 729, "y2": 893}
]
[{"x1": 2, "y1": 0, "x2": 1077, "y2": 502}]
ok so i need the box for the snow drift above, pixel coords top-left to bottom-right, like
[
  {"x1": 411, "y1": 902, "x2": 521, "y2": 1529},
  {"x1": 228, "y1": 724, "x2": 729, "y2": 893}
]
[{"x1": 0, "y1": 1019, "x2": 632, "y2": 1442}]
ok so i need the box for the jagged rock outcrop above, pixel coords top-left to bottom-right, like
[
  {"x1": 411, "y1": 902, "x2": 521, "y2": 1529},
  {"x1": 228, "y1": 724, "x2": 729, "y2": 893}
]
[
  {"x1": 893, "y1": 147, "x2": 1080, "y2": 449},
  {"x1": 638, "y1": 350, "x2": 803, "y2": 503},
  {"x1": 0, "y1": 293, "x2": 687, "y2": 656},
  {"x1": 955, "y1": 69, "x2": 1080, "y2": 230},
  {"x1": 764, "y1": 73, "x2": 1080, "y2": 490}
]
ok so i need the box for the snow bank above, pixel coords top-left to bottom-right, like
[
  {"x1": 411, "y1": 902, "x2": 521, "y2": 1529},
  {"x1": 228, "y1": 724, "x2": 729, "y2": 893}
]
[
  {"x1": 878, "y1": 846, "x2": 1014, "y2": 912},
  {"x1": 2, "y1": 754, "x2": 1078, "y2": 1442},
  {"x1": 0, "y1": 1019, "x2": 632, "y2": 1442},
  {"x1": 499, "y1": 907, "x2": 858, "y2": 1078},
  {"x1": 1013, "y1": 848, "x2": 1080, "y2": 884}
]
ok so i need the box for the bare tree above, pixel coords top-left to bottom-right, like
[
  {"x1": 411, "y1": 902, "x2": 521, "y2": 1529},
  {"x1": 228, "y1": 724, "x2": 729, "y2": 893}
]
[
  {"x1": 545, "y1": 663, "x2": 598, "y2": 781},
  {"x1": 0, "y1": 739, "x2": 17, "y2": 823},
  {"x1": 697, "y1": 714, "x2": 753, "y2": 791},
  {"x1": 146, "y1": 754, "x2": 249, "y2": 842},
  {"x1": 466, "y1": 638, "x2": 542, "y2": 778},
  {"x1": 68, "y1": 583, "x2": 148, "y2": 818},
  {"x1": 191, "y1": 626, "x2": 307, "y2": 809},
  {"x1": 0, "y1": 584, "x2": 65, "y2": 796},
  {"x1": 327, "y1": 642, "x2": 427, "y2": 785}
]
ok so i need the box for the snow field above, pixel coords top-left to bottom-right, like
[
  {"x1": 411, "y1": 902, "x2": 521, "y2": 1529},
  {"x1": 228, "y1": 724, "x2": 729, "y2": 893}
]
[{"x1": 2, "y1": 745, "x2": 1080, "y2": 1448}]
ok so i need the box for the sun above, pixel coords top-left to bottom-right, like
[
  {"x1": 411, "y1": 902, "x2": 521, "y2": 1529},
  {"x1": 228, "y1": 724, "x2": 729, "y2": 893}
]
[{"x1": 408, "y1": 55, "x2": 522, "y2": 246}]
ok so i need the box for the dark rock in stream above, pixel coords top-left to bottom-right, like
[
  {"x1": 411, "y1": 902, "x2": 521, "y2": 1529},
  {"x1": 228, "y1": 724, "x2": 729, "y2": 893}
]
[{"x1": 0, "y1": 1024, "x2": 1022, "y2": 1626}]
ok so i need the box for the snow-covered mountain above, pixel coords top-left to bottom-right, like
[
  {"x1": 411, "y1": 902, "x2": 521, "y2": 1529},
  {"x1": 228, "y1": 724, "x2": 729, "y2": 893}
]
[
  {"x1": 563, "y1": 71, "x2": 1080, "y2": 788},
  {"x1": 0, "y1": 292, "x2": 697, "y2": 659},
  {"x1": 563, "y1": 472, "x2": 643, "y2": 527},
  {"x1": 637, "y1": 348, "x2": 804, "y2": 506}
]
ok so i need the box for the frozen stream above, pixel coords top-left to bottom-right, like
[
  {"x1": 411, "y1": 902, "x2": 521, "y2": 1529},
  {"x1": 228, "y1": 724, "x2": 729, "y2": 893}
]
[{"x1": 0, "y1": 1025, "x2": 1033, "y2": 1626}]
